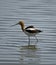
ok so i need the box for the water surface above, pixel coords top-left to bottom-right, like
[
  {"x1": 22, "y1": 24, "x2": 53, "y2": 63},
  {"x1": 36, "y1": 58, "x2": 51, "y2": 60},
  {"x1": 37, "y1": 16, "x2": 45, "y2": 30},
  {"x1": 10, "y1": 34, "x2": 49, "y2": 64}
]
[{"x1": 0, "y1": 0, "x2": 56, "y2": 65}]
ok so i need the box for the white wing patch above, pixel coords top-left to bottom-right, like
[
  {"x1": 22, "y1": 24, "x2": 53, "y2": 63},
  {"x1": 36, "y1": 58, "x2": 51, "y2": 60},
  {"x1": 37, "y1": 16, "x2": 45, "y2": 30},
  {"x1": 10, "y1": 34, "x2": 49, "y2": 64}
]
[{"x1": 27, "y1": 28, "x2": 36, "y2": 30}]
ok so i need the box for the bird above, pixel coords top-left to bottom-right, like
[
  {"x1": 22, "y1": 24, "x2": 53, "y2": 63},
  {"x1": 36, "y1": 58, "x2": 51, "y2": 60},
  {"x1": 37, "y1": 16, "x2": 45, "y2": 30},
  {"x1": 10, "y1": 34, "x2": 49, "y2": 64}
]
[{"x1": 11, "y1": 20, "x2": 42, "y2": 45}]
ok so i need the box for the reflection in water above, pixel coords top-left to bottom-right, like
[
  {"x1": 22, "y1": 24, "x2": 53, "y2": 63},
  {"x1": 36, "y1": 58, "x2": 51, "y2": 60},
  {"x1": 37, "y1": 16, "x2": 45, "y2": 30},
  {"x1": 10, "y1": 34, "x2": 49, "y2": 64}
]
[{"x1": 18, "y1": 45, "x2": 41, "y2": 64}]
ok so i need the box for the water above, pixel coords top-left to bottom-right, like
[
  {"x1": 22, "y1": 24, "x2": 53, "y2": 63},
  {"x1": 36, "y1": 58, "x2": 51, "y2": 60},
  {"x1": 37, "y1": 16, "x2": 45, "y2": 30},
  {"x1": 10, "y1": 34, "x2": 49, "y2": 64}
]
[{"x1": 0, "y1": 0, "x2": 56, "y2": 65}]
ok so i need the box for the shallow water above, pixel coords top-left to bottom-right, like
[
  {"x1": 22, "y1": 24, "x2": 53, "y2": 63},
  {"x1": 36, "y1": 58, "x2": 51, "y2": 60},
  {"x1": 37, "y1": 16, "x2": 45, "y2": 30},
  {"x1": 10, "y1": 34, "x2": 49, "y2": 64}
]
[{"x1": 0, "y1": 0, "x2": 56, "y2": 65}]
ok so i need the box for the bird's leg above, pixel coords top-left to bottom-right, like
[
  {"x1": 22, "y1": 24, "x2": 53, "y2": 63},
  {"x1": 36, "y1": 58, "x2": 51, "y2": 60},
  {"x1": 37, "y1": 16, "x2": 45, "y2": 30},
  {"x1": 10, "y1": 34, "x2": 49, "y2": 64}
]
[
  {"x1": 28, "y1": 36, "x2": 30, "y2": 46},
  {"x1": 35, "y1": 36, "x2": 38, "y2": 42}
]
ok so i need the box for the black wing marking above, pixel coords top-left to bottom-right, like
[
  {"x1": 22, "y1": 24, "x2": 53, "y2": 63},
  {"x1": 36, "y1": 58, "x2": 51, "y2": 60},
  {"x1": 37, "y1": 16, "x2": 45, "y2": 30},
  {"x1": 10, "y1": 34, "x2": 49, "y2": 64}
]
[{"x1": 25, "y1": 25, "x2": 34, "y2": 29}]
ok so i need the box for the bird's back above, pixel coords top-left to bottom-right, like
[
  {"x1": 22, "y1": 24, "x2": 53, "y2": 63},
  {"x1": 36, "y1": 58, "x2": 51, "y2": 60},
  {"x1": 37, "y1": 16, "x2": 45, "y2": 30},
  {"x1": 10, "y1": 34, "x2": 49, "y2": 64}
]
[
  {"x1": 25, "y1": 25, "x2": 34, "y2": 29},
  {"x1": 25, "y1": 25, "x2": 42, "y2": 33}
]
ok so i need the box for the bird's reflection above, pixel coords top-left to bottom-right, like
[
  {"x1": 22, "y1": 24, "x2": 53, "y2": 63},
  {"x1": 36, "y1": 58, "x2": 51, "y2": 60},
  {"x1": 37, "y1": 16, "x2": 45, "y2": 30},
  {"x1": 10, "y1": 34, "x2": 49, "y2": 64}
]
[
  {"x1": 21, "y1": 45, "x2": 37, "y2": 50},
  {"x1": 19, "y1": 44, "x2": 41, "y2": 64}
]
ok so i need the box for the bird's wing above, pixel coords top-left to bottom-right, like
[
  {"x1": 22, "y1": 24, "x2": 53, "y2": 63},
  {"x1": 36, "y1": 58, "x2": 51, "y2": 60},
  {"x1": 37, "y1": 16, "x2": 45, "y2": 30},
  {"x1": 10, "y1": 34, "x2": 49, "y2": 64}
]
[
  {"x1": 25, "y1": 26, "x2": 42, "y2": 33},
  {"x1": 25, "y1": 27, "x2": 37, "y2": 33}
]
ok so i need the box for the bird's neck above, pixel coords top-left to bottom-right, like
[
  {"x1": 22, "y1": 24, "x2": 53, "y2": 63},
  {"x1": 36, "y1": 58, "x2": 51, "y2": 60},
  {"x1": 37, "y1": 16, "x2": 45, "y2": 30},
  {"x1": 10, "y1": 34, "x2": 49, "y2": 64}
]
[{"x1": 20, "y1": 24, "x2": 25, "y2": 31}]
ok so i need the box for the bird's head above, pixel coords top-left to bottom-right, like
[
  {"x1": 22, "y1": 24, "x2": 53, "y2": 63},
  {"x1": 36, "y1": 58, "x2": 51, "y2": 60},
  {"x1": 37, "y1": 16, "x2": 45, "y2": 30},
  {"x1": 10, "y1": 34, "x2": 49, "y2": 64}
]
[
  {"x1": 11, "y1": 20, "x2": 24, "y2": 27},
  {"x1": 19, "y1": 20, "x2": 24, "y2": 26}
]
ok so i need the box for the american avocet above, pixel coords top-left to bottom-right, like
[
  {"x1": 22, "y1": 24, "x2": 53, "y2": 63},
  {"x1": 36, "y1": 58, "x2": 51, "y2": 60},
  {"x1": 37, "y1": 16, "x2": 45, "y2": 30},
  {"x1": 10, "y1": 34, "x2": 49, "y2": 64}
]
[{"x1": 12, "y1": 20, "x2": 42, "y2": 45}]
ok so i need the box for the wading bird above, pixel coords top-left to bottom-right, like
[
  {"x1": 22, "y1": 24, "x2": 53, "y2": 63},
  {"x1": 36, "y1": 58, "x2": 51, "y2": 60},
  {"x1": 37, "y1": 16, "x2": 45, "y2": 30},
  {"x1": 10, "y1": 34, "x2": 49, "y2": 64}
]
[{"x1": 11, "y1": 20, "x2": 42, "y2": 45}]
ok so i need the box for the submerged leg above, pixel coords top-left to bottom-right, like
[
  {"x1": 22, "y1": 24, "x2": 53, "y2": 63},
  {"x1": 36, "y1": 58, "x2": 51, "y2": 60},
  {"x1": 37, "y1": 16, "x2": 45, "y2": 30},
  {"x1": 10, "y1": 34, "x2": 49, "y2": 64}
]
[
  {"x1": 35, "y1": 36, "x2": 38, "y2": 42},
  {"x1": 28, "y1": 36, "x2": 30, "y2": 45}
]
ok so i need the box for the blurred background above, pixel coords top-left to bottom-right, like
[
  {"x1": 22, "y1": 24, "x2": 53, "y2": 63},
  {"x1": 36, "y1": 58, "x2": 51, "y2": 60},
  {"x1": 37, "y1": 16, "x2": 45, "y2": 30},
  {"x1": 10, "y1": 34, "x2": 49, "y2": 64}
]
[{"x1": 0, "y1": 0, "x2": 56, "y2": 65}]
